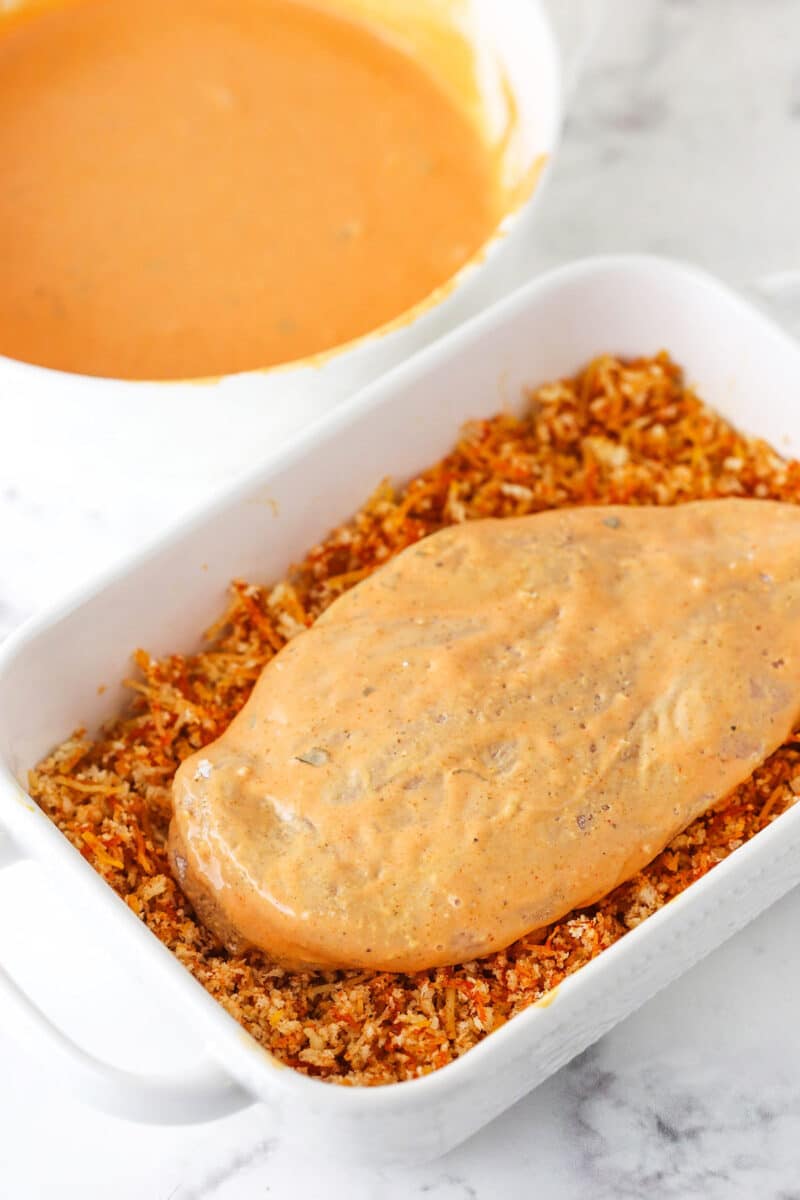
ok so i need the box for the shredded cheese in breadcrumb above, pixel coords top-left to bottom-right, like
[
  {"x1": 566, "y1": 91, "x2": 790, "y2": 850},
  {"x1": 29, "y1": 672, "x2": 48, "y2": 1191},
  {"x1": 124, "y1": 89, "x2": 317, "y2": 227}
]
[{"x1": 29, "y1": 354, "x2": 800, "y2": 1085}]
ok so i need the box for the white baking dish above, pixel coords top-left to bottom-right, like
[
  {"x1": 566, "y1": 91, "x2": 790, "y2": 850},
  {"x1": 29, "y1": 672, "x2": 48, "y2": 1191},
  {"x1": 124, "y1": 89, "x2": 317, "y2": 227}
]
[{"x1": 2, "y1": 255, "x2": 800, "y2": 1167}]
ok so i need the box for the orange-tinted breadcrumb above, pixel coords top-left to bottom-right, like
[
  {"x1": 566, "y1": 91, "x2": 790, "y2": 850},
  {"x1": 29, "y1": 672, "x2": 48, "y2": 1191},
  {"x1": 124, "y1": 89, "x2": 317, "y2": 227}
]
[{"x1": 29, "y1": 354, "x2": 800, "y2": 1085}]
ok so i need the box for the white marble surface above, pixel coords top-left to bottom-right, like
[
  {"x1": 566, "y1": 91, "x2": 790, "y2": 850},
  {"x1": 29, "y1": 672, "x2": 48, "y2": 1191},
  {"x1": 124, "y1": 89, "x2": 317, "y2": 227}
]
[{"x1": 3, "y1": 1, "x2": 800, "y2": 1195}]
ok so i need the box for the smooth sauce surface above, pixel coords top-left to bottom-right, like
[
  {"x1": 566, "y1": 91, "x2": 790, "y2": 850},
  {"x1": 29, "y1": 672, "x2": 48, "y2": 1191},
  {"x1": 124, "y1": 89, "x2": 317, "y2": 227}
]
[
  {"x1": 171, "y1": 500, "x2": 800, "y2": 971},
  {"x1": 0, "y1": 0, "x2": 503, "y2": 379}
]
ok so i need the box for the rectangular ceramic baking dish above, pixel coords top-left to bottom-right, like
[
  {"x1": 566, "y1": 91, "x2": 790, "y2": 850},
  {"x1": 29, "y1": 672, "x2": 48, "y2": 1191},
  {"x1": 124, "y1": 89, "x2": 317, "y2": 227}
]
[{"x1": 3, "y1": 255, "x2": 800, "y2": 1168}]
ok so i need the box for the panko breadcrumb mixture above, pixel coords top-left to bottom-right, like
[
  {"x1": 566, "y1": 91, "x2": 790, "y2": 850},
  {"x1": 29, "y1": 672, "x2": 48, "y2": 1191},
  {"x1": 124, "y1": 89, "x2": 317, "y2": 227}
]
[{"x1": 30, "y1": 354, "x2": 800, "y2": 1086}]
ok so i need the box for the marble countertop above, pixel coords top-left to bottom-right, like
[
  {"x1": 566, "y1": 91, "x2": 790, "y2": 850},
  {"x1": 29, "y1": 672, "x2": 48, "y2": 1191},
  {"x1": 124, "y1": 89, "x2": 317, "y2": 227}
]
[{"x1": 3, "y1": 0, "x2": 800, "y2": 1195}]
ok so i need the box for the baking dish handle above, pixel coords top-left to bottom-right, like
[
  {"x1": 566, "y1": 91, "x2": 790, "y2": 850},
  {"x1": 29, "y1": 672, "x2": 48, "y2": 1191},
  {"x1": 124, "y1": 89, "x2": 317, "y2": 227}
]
[{"x1": 0, "y1": 829, "x2": 253, "y2": 1124}]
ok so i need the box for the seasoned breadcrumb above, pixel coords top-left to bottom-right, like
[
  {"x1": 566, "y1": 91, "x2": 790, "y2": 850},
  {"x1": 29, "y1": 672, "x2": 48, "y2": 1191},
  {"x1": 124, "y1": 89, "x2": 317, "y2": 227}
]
[{"x1": 29, "y1": 354, "x2": 800, "y2": 1085}]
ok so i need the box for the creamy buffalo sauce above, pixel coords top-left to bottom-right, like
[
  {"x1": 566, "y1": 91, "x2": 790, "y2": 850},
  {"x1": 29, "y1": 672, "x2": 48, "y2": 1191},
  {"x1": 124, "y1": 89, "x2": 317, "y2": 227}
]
[
  {"x1": 170, "y1": 499, "x2": 800, "y2": 971},
  {"x1": 0, "y1": 0, "x2": 504, "y2": 380}
]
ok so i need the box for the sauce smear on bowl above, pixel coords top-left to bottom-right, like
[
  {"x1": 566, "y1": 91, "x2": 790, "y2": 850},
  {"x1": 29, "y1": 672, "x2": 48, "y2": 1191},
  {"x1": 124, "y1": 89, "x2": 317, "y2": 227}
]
[{"x1": 0, "y1": 0, "x2": 505, "y2": 380}]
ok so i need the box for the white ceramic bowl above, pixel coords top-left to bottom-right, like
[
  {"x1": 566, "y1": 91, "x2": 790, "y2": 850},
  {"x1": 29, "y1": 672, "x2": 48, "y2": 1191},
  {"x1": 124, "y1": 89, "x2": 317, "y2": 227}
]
[
  {"x1": 0, "y1": 0, "x2": 562, "y2": 502},
  {"x1": 3, "y1": 256, "x2": 800, "y2": 1166}
]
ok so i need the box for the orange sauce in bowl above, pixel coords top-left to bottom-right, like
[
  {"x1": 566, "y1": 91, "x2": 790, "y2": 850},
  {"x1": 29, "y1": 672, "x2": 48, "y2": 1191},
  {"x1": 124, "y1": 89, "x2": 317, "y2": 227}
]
[{"x1": 0, "y1": 0, "x2": 507, "y2": 380}]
